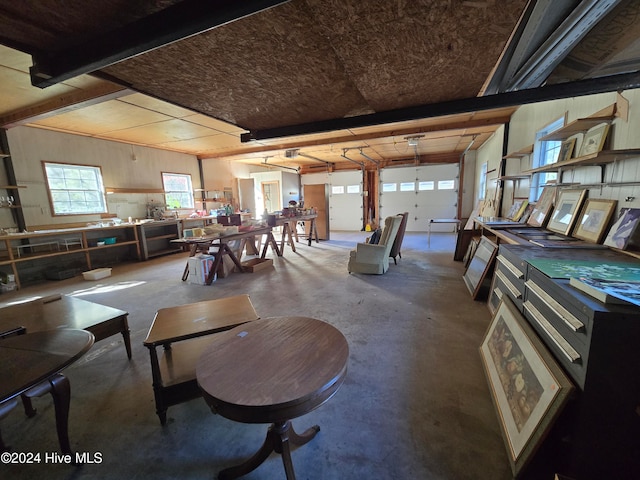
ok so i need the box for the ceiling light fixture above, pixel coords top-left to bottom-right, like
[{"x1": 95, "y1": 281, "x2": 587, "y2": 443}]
[{"x1": 406, "y1": 135, "x2": 424, "y2": 146}]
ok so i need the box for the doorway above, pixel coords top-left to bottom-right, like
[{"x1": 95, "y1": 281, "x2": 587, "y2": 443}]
[{"x1": 261, "y1": 181, "x2": 281, "y2": 213}]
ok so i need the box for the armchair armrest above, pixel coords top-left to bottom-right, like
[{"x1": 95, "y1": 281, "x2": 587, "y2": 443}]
[{"x1": 354, "y1": 242, "x2": 387, "y2": 264}]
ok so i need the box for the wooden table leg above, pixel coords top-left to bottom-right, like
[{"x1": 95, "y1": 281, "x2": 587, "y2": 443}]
[
  {"x1": 261, "y1": 232, "x2": 282, "y2": 258},
  {"x1": 21, "y1": 374, "x2": 72, "y2": 454},
  {"x1": 182, "y1": 243, "x2": 199, "y2": 281},
  {"x1": 218, "y1": 420, "x2": 319, "y2": 480}
]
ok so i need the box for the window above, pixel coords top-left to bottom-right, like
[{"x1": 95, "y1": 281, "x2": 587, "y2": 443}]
[
  {"x1": 479, "y1": 162, "x2": 488, "y2": 200},
  {"x1": 331, "y1": 185, "x2": 345, "y2": 194},
  {"x1": 43, "y1": 162, "x2": 107, "y2": 215},
  {"x1": 418, "y1": 181, "x2": 434, "y2": 191},
  {"x1": 162, "y1": 172, "x2": 194, "y2": 209},
  {"x1": 400, "y1": 182, "x2": 415, "y2": 192},
  {"x1": 346, "y1": 184, "x2": 360, "y2": 194},
  {"x1": 438, "y1": 180, "x2": 455, "y2": 190},
  {"x1": 531, "y1": 117, "x2": 564, "y2": 201},
  {"x1": 382, "y1": 183, "x2": 397, "y2": 192}
]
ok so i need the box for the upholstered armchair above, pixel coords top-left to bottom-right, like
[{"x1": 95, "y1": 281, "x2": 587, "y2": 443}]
[
  {"x1": 389, "y1": 212, "x2": 408, "y2": 264},
  {"x1": 348, "y1": 215, "x2": 402, "y2": 274}
]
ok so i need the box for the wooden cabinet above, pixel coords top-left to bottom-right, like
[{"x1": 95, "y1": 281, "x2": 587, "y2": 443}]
[
  {"x1": 136, "y1": 220, "x2": 182, "y2": 260},
  {"x1": 490, "y1": 245, "x2": 640, "y2": 479}
]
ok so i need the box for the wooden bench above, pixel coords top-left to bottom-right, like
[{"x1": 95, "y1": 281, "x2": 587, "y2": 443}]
[{"x1": 143, "y1": 294, "x2": 259, "y2": 425}]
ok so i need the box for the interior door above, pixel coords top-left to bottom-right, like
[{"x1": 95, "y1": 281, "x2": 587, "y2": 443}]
[{"x1": 303, "y1": 183, "x2": 330, "y2": 239}]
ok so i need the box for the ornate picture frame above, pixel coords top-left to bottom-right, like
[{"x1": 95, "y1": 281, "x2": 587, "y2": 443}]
[
  {"x1": 463, "y1": 236, "x2": 498, "y2": 300},
  {"x1": 479, "y1": 296, "x2": 574, "y2": 477},
  {"x1": 573, "y1": 198, "x2": 617, "y2": 243},
  {"x1": 547, "y1": 189, "x2": 587, "y2": 235}
]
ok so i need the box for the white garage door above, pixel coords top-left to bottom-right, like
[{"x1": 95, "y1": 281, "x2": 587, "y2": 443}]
[
  {"x1": 379, "y1": 164, "x2": 458, "y2": 232},
  {"x1": 302, "y1": 171, "x2": 363, "y2": 231}
]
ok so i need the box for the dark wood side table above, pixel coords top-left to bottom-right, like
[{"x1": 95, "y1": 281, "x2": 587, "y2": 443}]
[
  {"x1": 0, "y1": 329, "x2": 94, "y2": 453},
  {"x1": 143, "y1": 294, "x2": 260, "y2": 425},
  {"x1": 0, "y1": 294, "x2": 131, "y2": 359},
  {"x1": 196, "y1": 316, "x2": 349, "y2": 480}
]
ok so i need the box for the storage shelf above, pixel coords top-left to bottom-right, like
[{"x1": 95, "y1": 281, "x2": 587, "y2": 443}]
[
  {"x1": 146, "y1": 248, "x2": 183, "y2": 258},
  {"x1": 503, "y1": 145, "x2": 533, "y2": 159},
  {"x1": 0, "y1": 185, "x2": 26, "y2": 189},
  {"x1": 539, "y1": 116, "x2": 614, "y2": 141},
  {"x1": 499, "y1": 174, "x2": 531, "y2": 180},
  {"x1": 523, "y1": 149, "x2": 640, "y2": 174},
  {"x1": 146, "y1": 234, "x2": 179, "y2": 241}
]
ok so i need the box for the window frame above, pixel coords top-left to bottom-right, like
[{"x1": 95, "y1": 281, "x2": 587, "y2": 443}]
[
  {"x1": 530, "y1": 117, "x2": 565, "y2": 201},
  {"x1": 162, "y1": 172, "x2": 194, "y2": 209},
  {"x1": 42, "y1": 161, "x2": 107, "y2": 216}
]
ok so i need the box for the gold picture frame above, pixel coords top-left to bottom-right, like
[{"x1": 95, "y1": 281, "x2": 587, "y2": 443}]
[
  {"x1": 573, "y1": 198, "x2": 617, "y2": 243},
  {"x1": 578, "y1": 123, "x2": 610, "y2": 157},
  {"x1": 479, "y1": 296, "x2": 574, "y2": 477},
  {"x1": 557, "y1": 138, "x2": 576, "y2": 162},
  {"x1": 547, "y1": 189, "x2": 587, "y2": 235}
]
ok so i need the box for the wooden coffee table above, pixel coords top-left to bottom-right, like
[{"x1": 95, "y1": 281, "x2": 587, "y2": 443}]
[
  {"x1": 0, "y1": 294, "x2": 131, "y2": 360},
  {"x1": 196, "y1": 316, "x2": 349, "y2": 480},
  {"x1": 143, "y1": 294, "x2": 259, "y2": 425}
]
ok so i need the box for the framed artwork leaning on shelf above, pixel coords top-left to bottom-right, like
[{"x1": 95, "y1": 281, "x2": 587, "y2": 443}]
[
  {"x1": 603, "y1": 207, "x2": 640, "y2": 250},
  {"x1": 557, "y1": 137, "x2": 576, "y2": 162},
  {"x1": 527, "y1": 186, "x2": 556, "y2": 228},
  {"x1": 573, "y1": 198, "x2": 617, "y2": 243},
  {"x1": 578, "y1": 123, "x2": 610, "y2": 157},
  {"x1": 547, "y1": 189, "x2": 587, "y2": 235},
  {"x1": 479, "y1": 296, "x2": 574, "y2": 477}
]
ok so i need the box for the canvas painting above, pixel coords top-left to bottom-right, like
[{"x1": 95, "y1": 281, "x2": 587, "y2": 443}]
[{"x1": 480, "y1": 297, "x2": 573, "y2": 476}]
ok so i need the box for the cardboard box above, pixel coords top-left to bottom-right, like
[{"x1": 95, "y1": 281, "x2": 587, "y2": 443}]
[
  {"x1": 188, "y1": 254, "x2": 215, "y2": 284},
  {"x1": 241, "y1": 258, "x2": 273, "y2": 272}
]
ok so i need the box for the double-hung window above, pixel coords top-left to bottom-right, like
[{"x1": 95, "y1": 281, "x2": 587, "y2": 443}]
[
  {"x1": 162, "y1": 172, "x2": 194, "y2": 209},
  {"x1": 43, "y1": 162, "x2": 107, "y2": 215},
  {"x1": 530, "y1": 117, "x2": 564, "y2": 201}
]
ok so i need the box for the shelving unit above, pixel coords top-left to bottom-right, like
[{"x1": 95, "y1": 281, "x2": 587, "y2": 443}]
[
  {"x1": 136, "y1": 220, "x2": 182, "y2": 260},
  {"x1": 0, "y1": 224, "x2": 140, "y2": 288},
  {"x1": 0, "y1": 184, "x2": 25, "y2": 209}
]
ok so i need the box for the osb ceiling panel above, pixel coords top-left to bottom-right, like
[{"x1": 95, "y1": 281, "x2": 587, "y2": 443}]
[{"x1": 100, "y1": 0, "x2": 527, "y2": 131}]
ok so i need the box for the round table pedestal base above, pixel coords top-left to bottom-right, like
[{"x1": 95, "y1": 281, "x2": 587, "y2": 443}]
[{"x1": 219, "y1": 420, "x2": 320, "y2": 480}]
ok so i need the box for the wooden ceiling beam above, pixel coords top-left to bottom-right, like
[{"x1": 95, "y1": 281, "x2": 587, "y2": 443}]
[
  {"x1": 199, "y1": 114, "x2": 512, "y2": 160},
  {"x1": 0, "y1": 83, "x2": 132, "y2": 128},
  {"x1": 29, "y1": 0, "x2": 290, "y2": 88}
]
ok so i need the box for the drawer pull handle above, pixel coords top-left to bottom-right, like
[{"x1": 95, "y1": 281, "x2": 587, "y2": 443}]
[
  {"x1": 496, "y1": 270, "x2": 522, "y2": 299},
  {"x1": 497, "y1": 255, "x2": 524, "y2": 279},
  {"x1": 524, "y1": 301, "x2": 581, "y2": 364},
  {"x1": 525, "y1": 280, "x2": 584, "y2": 332}
]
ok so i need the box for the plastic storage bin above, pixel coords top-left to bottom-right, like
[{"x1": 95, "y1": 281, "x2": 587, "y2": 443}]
[{"x1": 82, "y1": 268, "x2": 112, "y2": 280}]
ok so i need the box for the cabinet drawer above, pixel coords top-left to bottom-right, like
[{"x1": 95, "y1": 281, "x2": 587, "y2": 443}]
[{"x1": 489, "y1": 268, "x2": 523, "y2": 314}]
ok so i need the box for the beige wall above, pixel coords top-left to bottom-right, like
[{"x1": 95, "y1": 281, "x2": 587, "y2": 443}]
[{"x1": 477, "y1": 88, "x2": 640, "y2": 217}]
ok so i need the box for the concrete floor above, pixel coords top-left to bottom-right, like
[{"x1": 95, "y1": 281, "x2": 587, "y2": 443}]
[{"x1": 0, "y1": 231, "x2": 515, "y2": 480}]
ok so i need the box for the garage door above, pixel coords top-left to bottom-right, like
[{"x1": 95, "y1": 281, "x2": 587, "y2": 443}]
[
  {"x1": 302, "y1": 171, "x2": 363, "y2": 231},
  {"x1": 379, "y1": 164, "x2": 458, "y2": 232}
]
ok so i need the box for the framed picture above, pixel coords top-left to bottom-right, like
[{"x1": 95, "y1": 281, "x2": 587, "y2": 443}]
[
  {"x1": 479, "y1": 296, "x2": 574, "y2": 477},
  {"x1": 527, "y1": 186, "x2": 556, "y2": 227},
  {"x1": 556, "y1": 138, "x2": 576, "y2": 162},
  {"x1": 603, "y1": 207, "x2": 640, "y2": 250},
  {"x1": 547, "y1": 189, "x2": 587, "y2": 235},
  {"x1": 578, "y1": 123, "x2": 610, "y2": 157},
  {"x1": 463, "y1": 236, "x2": 498, "y2": 300},
  {"x1": 573, "y1": 198, "x2": 617, "y2": 243}
]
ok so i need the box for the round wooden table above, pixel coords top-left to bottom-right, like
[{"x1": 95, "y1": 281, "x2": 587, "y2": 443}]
[
  {"x1": 0, "y1": 329, "x2": 95, "y2": 453},
  {"x1": 196, "y1": 316, "x2": 349, "y2": 480}
]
